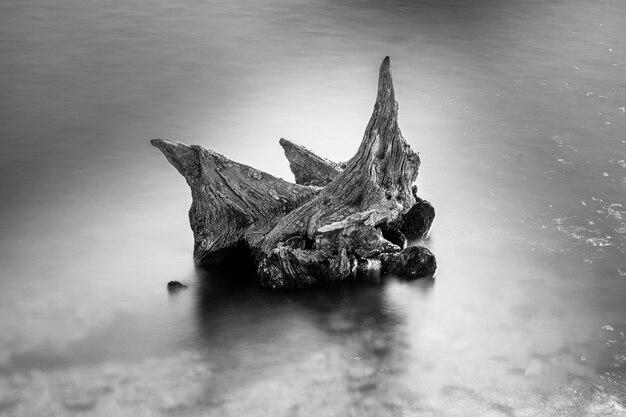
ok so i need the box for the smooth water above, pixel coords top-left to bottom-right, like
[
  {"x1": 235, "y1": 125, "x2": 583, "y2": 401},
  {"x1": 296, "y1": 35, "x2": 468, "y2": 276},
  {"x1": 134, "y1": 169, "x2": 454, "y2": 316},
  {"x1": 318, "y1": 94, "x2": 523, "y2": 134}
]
[{"x1": 1, "y1": 0, "x2": 625, "y2": 415}]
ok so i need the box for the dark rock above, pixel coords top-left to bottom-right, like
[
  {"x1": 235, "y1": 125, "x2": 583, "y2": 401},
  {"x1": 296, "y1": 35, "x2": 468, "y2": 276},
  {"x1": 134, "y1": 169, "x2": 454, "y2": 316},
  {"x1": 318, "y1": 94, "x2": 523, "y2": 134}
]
[
  {"x1": 167, "y1": 281, "x2": 188, "y2": 292},
  {"x1": 378, "y1": 225, "x2": 407, "y2": 249},
  {"x1": 355, "y1": 257, "x2": 371, "y2": 276},
  {"x1": 381, "y1": 246, "x2": 436, "y2": 279},
  {"x1": 398, "y1": 197, "x2": 435, "y2": 240}
]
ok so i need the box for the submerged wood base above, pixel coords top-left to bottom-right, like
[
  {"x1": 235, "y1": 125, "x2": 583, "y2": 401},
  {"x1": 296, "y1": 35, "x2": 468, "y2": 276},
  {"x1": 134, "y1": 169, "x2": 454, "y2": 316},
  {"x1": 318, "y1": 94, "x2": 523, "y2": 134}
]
[{"x1": 152, "y1": 57, "x2": 436, "y2": 289}]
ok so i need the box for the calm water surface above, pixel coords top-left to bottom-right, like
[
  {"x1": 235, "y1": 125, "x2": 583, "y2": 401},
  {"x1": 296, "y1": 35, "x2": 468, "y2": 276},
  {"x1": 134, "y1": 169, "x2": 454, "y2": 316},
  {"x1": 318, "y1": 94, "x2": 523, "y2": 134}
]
[{"x1": 1, "y1": 0, "x2": 625, "y2": 415}]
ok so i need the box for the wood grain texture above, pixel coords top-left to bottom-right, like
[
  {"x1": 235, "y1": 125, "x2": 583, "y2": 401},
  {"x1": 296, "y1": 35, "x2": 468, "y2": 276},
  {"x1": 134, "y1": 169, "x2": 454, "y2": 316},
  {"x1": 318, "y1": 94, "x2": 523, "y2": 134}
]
[
  {"x1": 152, "y1": 57, "x2": 436, "y2": 288},
  {"x1": 279, "y1": 138, "x2": 343, "y2": 187},
  {"x1": 150, "y1": 139, "x2": 319, "y2": 264}
]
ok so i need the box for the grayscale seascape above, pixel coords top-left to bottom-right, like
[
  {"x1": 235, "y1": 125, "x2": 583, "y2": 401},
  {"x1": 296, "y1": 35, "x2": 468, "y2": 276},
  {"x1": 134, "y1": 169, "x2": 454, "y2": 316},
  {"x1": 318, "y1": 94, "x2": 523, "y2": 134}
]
[{"x1": 1, "y1": 0, "x2": 625, "y2": 415}]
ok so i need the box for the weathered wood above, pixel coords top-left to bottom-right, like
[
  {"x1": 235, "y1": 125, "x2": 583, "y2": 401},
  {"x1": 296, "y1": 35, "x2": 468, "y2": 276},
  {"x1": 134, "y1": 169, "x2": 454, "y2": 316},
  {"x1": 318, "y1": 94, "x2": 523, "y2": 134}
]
[
  {"x1": 150, "y1": 139, "x2": 319, "y2": 264},
  {"x1": 279, "y1": 138, "x2": 343, "y2": 187},
  {"x1": 279, "y1": 139, "x2": 435, "y2": 240},
  {"x1": 152, "y1": 57, "x2": 437, "y2": 289},
  {"x1": 260, "y1": 57, "x2": 419, "y2": 247}
]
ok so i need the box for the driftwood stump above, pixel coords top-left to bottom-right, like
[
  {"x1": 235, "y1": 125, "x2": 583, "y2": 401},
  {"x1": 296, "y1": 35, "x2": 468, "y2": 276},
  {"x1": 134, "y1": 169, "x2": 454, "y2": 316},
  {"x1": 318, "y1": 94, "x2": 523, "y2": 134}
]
[{"x1": 152, "y1": 57, "x2": 436, "y2": 289}]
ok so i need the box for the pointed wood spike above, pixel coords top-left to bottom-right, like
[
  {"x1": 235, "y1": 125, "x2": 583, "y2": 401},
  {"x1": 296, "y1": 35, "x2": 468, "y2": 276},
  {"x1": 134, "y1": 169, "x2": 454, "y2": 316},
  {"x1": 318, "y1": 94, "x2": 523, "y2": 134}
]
[
  {"x1": 322, "y1": 56, "x2": 419, "y2": 210},
  {"x1": 376, "y1": 56, "x2": 395, "y2": 105},
  {"x1": 259, "y1": 56, "x2": 420, "y2": 254},
  {"x1": 151, "y1": 139, "x2": 201, "y2": 182},
  {"x1": 279, "y1": 137, "x2": 343, "y2": 186}
]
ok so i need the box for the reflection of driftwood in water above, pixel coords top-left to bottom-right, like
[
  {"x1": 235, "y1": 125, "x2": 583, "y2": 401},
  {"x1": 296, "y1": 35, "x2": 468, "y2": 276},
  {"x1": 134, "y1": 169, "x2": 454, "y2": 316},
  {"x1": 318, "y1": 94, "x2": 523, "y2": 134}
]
[
  {"x1": 152, "y1": 57, "x2": 436, "y2": 289},
  {"x1": 190, "y1": 263, "x2": 433, "y2": 414}
]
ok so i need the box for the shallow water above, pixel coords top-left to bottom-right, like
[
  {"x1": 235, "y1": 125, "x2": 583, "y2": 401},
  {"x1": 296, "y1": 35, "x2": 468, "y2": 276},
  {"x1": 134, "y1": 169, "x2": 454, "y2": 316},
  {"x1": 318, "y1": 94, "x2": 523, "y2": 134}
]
[{"x1": 1, "y1": 0, "x2": 626, "y2": 415}]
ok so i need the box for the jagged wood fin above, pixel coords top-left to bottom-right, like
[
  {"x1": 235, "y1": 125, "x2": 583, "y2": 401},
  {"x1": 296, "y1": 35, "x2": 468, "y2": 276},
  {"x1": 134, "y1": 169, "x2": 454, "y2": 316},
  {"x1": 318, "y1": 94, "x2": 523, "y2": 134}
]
[
  {"x1": 151, "y1": 139, "x2": 201, "y2": 181},
  {"x1": 151, "y1": 139, "x2": 319, "y2": 262},
  {"x1": 279, "y1": 138, "x2": 343, "y2": 186}
]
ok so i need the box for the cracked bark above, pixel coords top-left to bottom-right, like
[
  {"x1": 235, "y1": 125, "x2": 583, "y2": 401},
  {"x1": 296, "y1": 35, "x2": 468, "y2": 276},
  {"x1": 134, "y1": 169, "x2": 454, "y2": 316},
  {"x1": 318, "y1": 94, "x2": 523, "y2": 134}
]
[
  {"x1": 152, "y1": 57, "x2": 436, "y2": 289},
  {"x1": 279, "y1": 138, "x2": 343, "y2": 187},
  {"x1": 279, "y1": 139, "x2": 435, "y2": 240}
]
